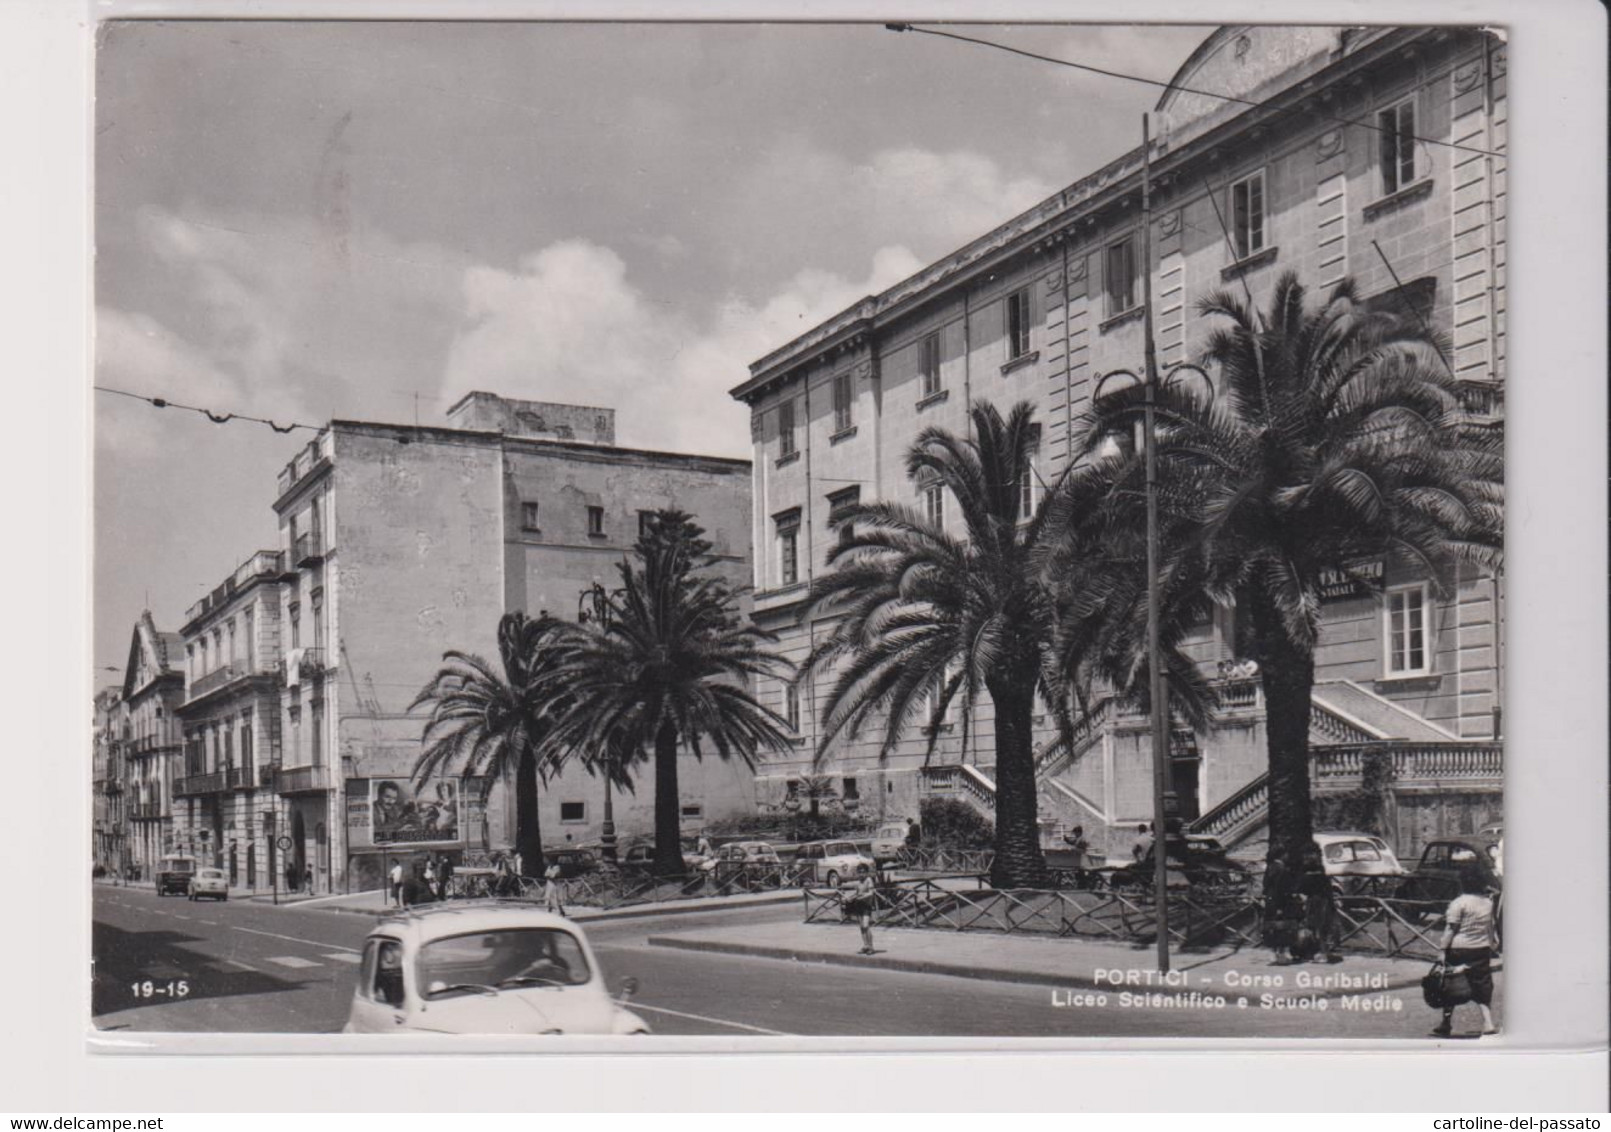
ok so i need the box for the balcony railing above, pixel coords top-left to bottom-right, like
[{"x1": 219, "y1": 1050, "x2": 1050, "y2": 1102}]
[
  {"x1": 1314, "y1": 741, "x2": 1503, "y2": 786},
  {"x1": 227, "y1": 766, "x2": 255, "y2": 791},
  {"x1": 295, "y1": 647, "x2": 328, "y2": 680},
  {"x1": 294, "y1": 531, "x2": 325, "y2": 567},
  {"x1": 130, "y1": 802, "x2": 167, "y2": 821},
  {"x1": 189, "y1": 662, "x2": 246, "y2": 700},
  {"x1": 129, "y1": 736, "x2": 179, "y2": 756},
  {"x1": 175, "y1": 771, "x2": 228, "y2": 797},
  {"x1": 275, "y1": 764, "x2": 332, "y2": 794}
]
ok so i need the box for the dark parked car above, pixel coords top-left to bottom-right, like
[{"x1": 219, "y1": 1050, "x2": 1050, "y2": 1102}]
[
  {"x1": 1401, "y1": 838, "x2": 1502, "y2": 903},
  {"x1": 619, "y1": 844, "x2": 695, "y2": 875},
  {"x1": 1103, "y1": 835, "x2": 1255, "y2": 896},
  {"x1": 544, "y1": 848, "x2": 603, "y2": 880}
]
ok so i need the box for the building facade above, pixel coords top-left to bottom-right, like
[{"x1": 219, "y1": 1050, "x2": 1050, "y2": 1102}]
[
  {"x1": 92, "y1": 686, "x2": 127, "y2": 876},
  {"x1": 268, "y1": 393, "x2": 755, "y2": 893},
  {"x1": 731, "y1": 25, "x2": 1505, "y2": 859},
  {"x1": 172, "y1": 550, "x2": 285, "y2": 891},
  {"x1": 119, "y1": 613, "x2": 186, "y2": 875}
]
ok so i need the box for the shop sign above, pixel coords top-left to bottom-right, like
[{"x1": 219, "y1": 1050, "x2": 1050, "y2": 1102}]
[{"x1": 1317, "y1": 559, "x2": 1383, "y2": 601}]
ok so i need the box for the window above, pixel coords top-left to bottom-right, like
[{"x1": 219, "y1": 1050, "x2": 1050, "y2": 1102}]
[
  {"x1": 288, "y1": 603, "x2": 301, "y2": 649},
  {"x1": 775, "y1": 510, "x2": 801, "y2": 587},
  {"x1": 559, "y1": 801, "x2": 586, "y2": 823},
  {"x1": 228, "y1": 620, "x2": 237, "y2": 663},
  {"x1": 832, "y1": 373, "x2": 853, "y2": 434},
  {"x1": 827, "y1": 486, "x2": 860, "y2": 548},
  {"x1": 785, "y1": 683, "x2": 801, "y2": 732},
  {"x1": 922, "y1": 481, "x2": 944, "y2": 530},
  {"x1": 1005, "y1": 288, "x2": 1031, "y2": 359},
  {"x1": 222, "y1": 728, "x2": 233, "y2": 769},
  {"x1": 1018, "y1": 426, "x2": 1042, "y2": 521},
  {"x1": 587, "y1": 506, "x2": 605, "y2": 537},
  {"x1": 1230, "y1": 170, "x2": 1266, "y2": 260},
  {"x1": 240, "y1": 717, "x2": 253, "y2": 775},
  {"x1": 1384, "y1": 583, "x2": 1431, "y2": 676},
  {"x1": 842, "y1": 776, "x2": 859, "y2": 801},
  {"x1": 311, "y1": 589, "x2": 324, "y2": 649},
  {"x1": 243, "y1": 609, "x2": 254, "y2": 666},
  {"x1": 1105, "y1": 235, "x2": 1139, "y2": 314},
  {"x1": 310, "y1": 700, "x2": 324, "y2": 764},
  {"x1": 1378, "y1": 97, "x2": 1417, "y2": 195},
  {"x1": 680, "y1": 803, "x2": 704, "y2": 819},
  {"x1": 638, "y1": 510, "x2": 658, "y2": 539},
  {"x1": 919, "y1": 332, "x2": 942, "y2": 398},
  {"x1": 924, "y1": 671, "x2": 949, "y2": 729},
  {"x1": 778, "y1": 398, "x2": 797, "y2": 457},
  {"x1": 521, "y1": 501, "x2": 541, "y2": 532}
]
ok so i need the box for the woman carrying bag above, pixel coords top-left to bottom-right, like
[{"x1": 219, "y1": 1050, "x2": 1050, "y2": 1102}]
[
  {"x1": 845, "y1": 872, "x2": 878, "y2": 956},
  {"x1": 1429, "y1": 867, "x2": 1499, "y2": 1037}
]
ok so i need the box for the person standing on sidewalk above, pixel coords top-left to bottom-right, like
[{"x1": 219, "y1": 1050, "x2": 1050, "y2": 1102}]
[
  {"x1": 543, "y1": 861, "x2": 566, "y2": 916},
  {"x1": 1432, "y1": 868, "x2": 1500, "y2": 1037},
  {"x1": 848, "y1": 872, "x2": 877, "y2": 955},
  {"x1": 303, "y1": 864, "x2": 314, "y2": 896},
  {"x1": 388, "y1": 858, "x2": 403, "y2": 906}
]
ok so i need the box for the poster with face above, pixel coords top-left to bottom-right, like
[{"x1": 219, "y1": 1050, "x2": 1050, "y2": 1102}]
[{"x1": 369, "y1": 778, "x2": 460, "y2": 845}]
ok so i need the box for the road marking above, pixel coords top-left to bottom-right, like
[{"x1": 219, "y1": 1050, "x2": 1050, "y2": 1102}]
[
  {"x1": 234, "y1": 925, "x2": 360, "y2": 953},
  {"x1": 324, "y1": 953, "x2": 362, "y2": 964},
  {"x1": 628, "y1": 1002, "x2": 793, "y2": 1036},
  {"x1": 267, "y1": 956, "x2": 323, "y2": 969}
]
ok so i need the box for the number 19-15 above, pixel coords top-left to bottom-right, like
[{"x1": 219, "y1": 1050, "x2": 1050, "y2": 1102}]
[{"x1": 131, "y1": 980, "x2": 189, "y2": 998}]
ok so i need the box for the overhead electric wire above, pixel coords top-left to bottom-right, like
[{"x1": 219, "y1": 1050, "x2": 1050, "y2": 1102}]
[
  {"x1": 95, "y1": 384, "x2": 317, "y2": 434},
  {"x1": 884, "y1": 24, "x2": 1504, "y2": 160}
]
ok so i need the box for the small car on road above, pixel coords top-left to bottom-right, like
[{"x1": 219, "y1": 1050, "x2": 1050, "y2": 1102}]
[
  {"x1": 703, "y1": 841, "x2": 783, "y2": 890},
  {"x1": 1313, "y1": 831, "x2": 1407, "y2": 894},
  {"x1": 793, "y1": 840, "x2": 874, "y2": 887},
  {"x1": 1102, "y1": 834, "x2": 1255, "y2": 896},
  {"x1": 543, "y1": 848, "x2": 603, "y2": 880},
  {"x1": 188, "y1": 866, "x2": 229, "y2": 901},
  {"x1": 344, "y1": 904, "x2": 650, "y2": 1035},
  {"x1": 871, "y1": 822, "x2": 912, "y2": 865},
  {"x1": 155, "y1": 855, "x2": 197, "y2": 897},
  {"x1": 1401, "y1": 838, "x2": 1503, "y2": 903}
]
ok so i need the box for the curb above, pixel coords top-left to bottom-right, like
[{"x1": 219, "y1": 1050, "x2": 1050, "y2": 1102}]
[
  {"x1": 286, "y1": 892, "x2": 802, "y2": 922},
  {"x1": 646, "y1": 930, "x2": 1448, "y2": 994}
]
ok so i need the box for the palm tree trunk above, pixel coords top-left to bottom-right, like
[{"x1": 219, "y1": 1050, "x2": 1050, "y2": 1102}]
[
  {"x1": 1249, "y1": 598, "x2": 1317, "y2": 874},
  {"x1": 652, "y1": 720, "x2": 684, "y2": 876},
  {"x1": 515, "y1": 745, "x2": 544, "y2": 877},
  {"x1": 986, "y1": 672, "x2": 1049, "y2": 888}
]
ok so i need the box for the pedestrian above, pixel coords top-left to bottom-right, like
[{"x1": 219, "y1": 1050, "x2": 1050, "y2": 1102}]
[
  {"x1": 847, "y1": 871, "x2": 878, "y2": 955},
  {"x1": 424, "y1": 855, "x2": 436, "y2": 898},
  {"x1": 696, "y1": 834, "x2": 713, "y2": 858},
  {"x1": 437, "y1": 853, "x2": 454, "y2": 901},
  {"x1": 1262, "y1": 849, "x2": 1297, "y2": 964},
  {"x1": 286, "y1": 859, "x2": 299, "y2": 894},
  {"x1": 388, "y1": 858, "x2": 403, "y2": 906},
  {"x1": 1132, "y1": 823, "x2": 1152, "y2": 862},
  {"x1": 303, "y1": 864, "x2": 314, "y2": 896},
  {"x1": 543, "y1": 861, "x2": 565, "y2": 916},
  {"x1": 1296, "y1": 843, "x2": 1343, "y2": 963},
  {"x1": 1431, "y1": 868, "x2": 1499, "y2": 1037}
]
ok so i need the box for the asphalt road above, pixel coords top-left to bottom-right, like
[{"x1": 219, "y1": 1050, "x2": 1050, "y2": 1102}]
[{"x1": 93, "y1": 885, "x2": 1500, "y2": 1039}]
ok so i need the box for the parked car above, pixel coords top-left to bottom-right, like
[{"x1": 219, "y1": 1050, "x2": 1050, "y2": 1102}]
[
  {"x1": 1402, "y1": 838, "x2": 1503, "y2": 903},
  {"x1": 543, "y1": 848, "x2": 603, "y2": 880},
  {"x1": 188, "y1": 866, "x2": 229, "y2": 901},
  {"x1": 343, "y1": 905, "x2": 649, "y2": 1035},
  {"x1": 1313, "y1": 831, "x2": 1408, "y2": 895},
  {"x1": 704, "y1": 841, "x2": 783, "y2": 890},
  {"x1": 155, "y1": 855, "x2": 197, "y2": 897},
  {"x1": 1104, "y1": 835, "x2": 1254, "y2": 896},
  {"x1": 871, "y1": 822, "x2": 911, "y2": 864},
  {"x1": 793, "y1": 840, "x2": 874, "y2": 886},
  {"x1": 619, "y1": 844, "x2": 699, "y2": 876}
]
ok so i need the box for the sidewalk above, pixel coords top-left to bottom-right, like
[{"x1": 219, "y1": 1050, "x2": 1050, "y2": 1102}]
[{"x1": 647, "y1": 917, "x2": 1480, "y2": 995}]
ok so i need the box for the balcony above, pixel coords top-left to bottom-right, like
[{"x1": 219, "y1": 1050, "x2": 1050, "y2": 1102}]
[
  {"x1": 294, "y1": 531, "x2": 325, "y2": 567},
  {"x1": 185, "y1": 660, "x2": 280, "y2": 706},
  {"x1": 276, "y1": 438, "x2": 330, "y2": 502},
  {"x1": 1456, "y1": 380, "x2": 1504, "y2": 425},
  {"x1": 227, "y1": 766, "x2": 255, "y2": 791},
  {"x1": 294, "y1": 647, "x2": 328, "y2": 681},
  {"x1": 275, "y1": 764, "x2": 332, "y2": 795},
  {"x1": 175, "y1": 771, "x2": 228, "y2": 797},
  {"x1": 130, "y1": 803, "x2": 167, "y2": 821},
  {"x1": 129, "y1": 736, "x2": 179, "y2": 757}
]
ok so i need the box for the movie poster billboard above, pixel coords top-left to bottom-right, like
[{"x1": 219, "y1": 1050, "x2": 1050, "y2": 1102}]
[{"x1": 368, "y1": 777, "x2": 461, "y2": 846}]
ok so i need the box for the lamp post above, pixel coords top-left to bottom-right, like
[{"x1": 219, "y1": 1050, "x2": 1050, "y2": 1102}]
[{"x1": 577, "y1": 583, "x2": 620, "y2": 863}]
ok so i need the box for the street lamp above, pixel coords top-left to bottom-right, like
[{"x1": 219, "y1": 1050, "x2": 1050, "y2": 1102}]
[{"x1": 577, "y1": 582, "x2": 621, "y2": 863}]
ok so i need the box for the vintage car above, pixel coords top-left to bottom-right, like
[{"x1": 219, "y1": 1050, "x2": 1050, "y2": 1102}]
[
  {"x1": 793, "y1": 840, "x2": 874, "y2": 887},
  {"x1": 155, "y1": 855, "x2": 197, "y2": 897},
  {"x1": 1313, "y1": 831, "x2": 1408, "y2": 893},
  {"x1": 619, "y1": 844, "x2": 699, "y2": 876},
  {"x1": 187, "y1": 866, "x2": 230, "y2": 901},
  {"x1": 543, "y1": 848, "x2": 603, "y2": 880},
  {"x1": 344, "y1": 904, "x2": 650, "y2": 1035},
  {"x1": 871, "y1": 822, "x2": 913, "y2": 865},
  {"x1": 1401, "y1": 838, "x2": 1503, "y2": 903},
  {"x1": 703, "y1": 841, "x2": 783, "y2": 890},
  {"x1": 1102, "y1": 835, "x2": 1255, "y2": 896}
]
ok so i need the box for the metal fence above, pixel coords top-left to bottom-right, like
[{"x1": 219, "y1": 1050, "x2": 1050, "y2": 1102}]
[{"x1": 801, "y1": 876, "x2": 1460, "y2": 958}]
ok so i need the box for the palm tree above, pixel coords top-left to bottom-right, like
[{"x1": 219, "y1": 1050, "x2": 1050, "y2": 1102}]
[
  {"x1": 1079, "y1": 271, "x2": 1503, "y2": 873},
  {"x1": 538, "y1": 510, "x2": 795, "y2": 876},
  {"x1": 799, "y1": 401, "x2": 1077, "y2": 889},
  {"x1": 409, "y1": 611, "x2": 569, "y2": 876}
]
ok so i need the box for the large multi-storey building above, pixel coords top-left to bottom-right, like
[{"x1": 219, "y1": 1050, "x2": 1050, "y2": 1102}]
[
  {"x1": 118, "y1": 612, "x2": 186, "y2": 874},
  {"x1": 172, "y1": 550, "x2": 285, "y2": 890},
  {"x1": 267, "y1": 392, "x2": 755, "y2": 893},
  {"x1": 92, "y1": 685, "x2": 126, "y2": 875},
  {"x1": 731, "y1": 25, "x2": 1505, "y2": 858}
]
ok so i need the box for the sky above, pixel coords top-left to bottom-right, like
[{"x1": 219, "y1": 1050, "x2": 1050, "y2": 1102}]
[{"x1": 93, "y1": 19, "x2": 1208, "y2": 673}]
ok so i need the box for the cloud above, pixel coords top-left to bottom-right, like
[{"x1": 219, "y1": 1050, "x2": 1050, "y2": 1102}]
[{"x1": 443, "y1": 240, "x2": 925, "y2": 459}]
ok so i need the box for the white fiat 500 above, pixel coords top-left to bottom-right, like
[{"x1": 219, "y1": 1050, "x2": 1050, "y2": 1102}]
[{"x1": 344, "y1": 905, "x2": 649, "y2": 1035}]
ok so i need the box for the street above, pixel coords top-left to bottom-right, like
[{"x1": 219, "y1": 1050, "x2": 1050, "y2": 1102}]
[{"x1": 93, "y1": 885, "x2": 1501, "y2": 1039}]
